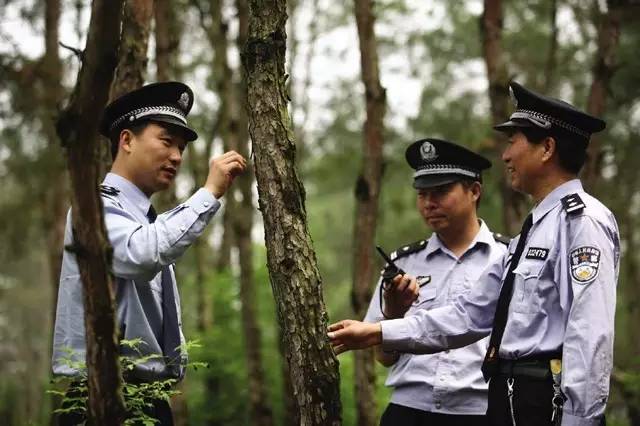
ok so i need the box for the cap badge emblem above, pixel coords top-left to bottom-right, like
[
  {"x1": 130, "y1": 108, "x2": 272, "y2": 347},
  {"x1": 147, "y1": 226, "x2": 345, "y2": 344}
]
[
  {"x1": 178, "y1": 92, "x2": 190, "y2": 109},
  {"x1": 420, "y1": 141, "x2": 438, "y2": 162}
]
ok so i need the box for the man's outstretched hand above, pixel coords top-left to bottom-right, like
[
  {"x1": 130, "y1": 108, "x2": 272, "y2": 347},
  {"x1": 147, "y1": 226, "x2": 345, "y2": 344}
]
[{"x1": 327, "y1": 320, "x2": 382, "y2": 355}]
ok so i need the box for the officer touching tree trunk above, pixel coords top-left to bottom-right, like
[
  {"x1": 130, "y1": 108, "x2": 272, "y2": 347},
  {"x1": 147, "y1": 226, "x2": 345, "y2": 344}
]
[{"x1": 329, "y1": 82, "x2": 619, "y2": 426}]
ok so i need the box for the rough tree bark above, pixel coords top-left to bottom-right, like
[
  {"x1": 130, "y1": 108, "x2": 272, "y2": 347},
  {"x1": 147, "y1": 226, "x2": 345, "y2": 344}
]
[
  {"x1": 243, "y1": 1, "x2": 342, "y2": 424},
  {"x1": 351, "y1": 0, "x2": 385, "y2": 425},
  {"x1": 110, "y1": 0, "x2": 153, "y2": 100},
  {"x1": 237, "y1": 0, "x2": 299, "y2": 421},
  {"x1": 582, "y1": 1, "x2": 621, "y2": 191},
  {"x1": 55, "y1": 0, "x2": 126, "y2": 424},
  {"x1": 481, "y1": 0, "x2": 527, "y2": 235}
]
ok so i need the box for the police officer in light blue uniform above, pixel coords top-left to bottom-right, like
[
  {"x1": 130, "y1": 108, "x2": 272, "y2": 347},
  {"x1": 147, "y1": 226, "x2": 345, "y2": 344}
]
[
  {"x1": 329, "y1": 82, "x2": 619, "y2": 426},
  {"x1": 364, "y1": 139, "x2": 508, "y2": 426},
  {"x1": 52, "y1": 82, "x2": 246, "y2": 425}
]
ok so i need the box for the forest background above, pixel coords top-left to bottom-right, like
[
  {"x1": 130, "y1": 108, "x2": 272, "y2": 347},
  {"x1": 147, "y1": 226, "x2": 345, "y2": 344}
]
[{"x1": 1, "y1": 0, "x2": 640, "y2": 425}]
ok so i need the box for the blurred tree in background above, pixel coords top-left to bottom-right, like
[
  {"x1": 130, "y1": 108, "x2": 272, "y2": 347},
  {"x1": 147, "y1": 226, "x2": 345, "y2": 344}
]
[{"x1": 0, "y1": 0, "x2": 639, "y2": 425}]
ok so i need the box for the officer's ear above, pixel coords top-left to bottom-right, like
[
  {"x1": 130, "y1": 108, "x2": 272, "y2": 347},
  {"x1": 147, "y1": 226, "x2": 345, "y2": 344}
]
[
  {"x1": 470, "y1": 181, "x2": 481, "y2": 201},
  {"x1": 119, "y1": 129, "x2": 135, "y2": 154},
  {"x1": 540, "y1": 136, "x2": 556, "y2": 163}
]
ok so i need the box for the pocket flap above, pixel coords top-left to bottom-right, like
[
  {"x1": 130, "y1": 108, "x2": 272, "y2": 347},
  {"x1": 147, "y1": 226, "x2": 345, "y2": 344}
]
[{"x1": 513, "y1": 260, "x2": 544, "y2": 279}]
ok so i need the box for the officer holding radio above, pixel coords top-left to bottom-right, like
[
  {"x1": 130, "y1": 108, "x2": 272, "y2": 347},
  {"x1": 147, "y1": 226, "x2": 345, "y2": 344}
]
[{"x1": 365, "y1": 139, "x2": 508, "y2": 426}]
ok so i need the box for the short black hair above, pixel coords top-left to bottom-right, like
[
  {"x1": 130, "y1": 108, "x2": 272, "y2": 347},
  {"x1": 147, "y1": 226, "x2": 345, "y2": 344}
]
[
  {"x1": 108, "y1": 121, "x2": 151, "y2": 160},
  {"x1": 518, "y1": 127, "x2": 587, "y2": 175},
  {"x1": 459, "y1": 178, "x2": 482, "y2": 208}
]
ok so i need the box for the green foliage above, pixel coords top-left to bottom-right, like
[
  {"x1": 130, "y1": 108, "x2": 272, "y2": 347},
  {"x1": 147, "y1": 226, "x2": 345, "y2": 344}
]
[{"x1": 48, "y1": 339, "x2": 207, "y2": 425}]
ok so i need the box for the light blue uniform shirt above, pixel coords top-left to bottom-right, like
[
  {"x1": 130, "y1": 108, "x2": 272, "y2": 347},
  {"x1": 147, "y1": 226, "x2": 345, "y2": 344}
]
[
  {"x1": 365, "y1": 220, "x2": 507, "y2": 415},
  {"x1": 52, "y1": 173, "x2": 220, "y2": 382},
  {"x1": 381, "y1": 180, "x2": 620, "y2": 426}
]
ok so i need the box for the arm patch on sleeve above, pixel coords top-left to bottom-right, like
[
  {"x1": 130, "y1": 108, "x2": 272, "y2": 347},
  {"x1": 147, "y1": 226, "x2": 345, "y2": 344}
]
[{"x1": 570, "y1": 246, "x2": 601, "y2": 284}]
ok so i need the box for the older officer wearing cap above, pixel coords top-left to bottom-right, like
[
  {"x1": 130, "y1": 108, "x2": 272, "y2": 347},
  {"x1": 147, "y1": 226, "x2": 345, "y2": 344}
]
[
  {"x1": 329, "y1": 82, "x2": 619, "y2": 426},
  {"x1": 365, "y1": 139, "x2": 508, "y2": 426},
  {"x1": 52, "y1": 82, "x2": 246, "y2": 425}
]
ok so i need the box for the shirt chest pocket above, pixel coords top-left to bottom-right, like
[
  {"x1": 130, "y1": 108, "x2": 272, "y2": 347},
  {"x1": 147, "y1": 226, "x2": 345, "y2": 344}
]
[
  {"x1": 511, "y1": 260, "x2": 545, "y2": 314},
  {"x1": 410, "y1": 285, "x2": 438, "y2": 312}
]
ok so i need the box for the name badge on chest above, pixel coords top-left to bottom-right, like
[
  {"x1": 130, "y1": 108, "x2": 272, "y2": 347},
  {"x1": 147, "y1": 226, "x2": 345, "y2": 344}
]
[{"x1": 525, "y1": 247, "x2": 549, "y2": 261}]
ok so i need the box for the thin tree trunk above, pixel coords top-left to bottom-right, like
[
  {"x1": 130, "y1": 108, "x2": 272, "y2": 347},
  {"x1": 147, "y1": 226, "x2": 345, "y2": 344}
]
[
  {"x1": 582, "y1": 1, "x2": 621, "y2": 191},
  {"x1": 55, "y1": 0, "x2": 126, "y2": 423},
  {"x1": 244, "y1": 1, "x2": 342, "y2": 424},
  {"x1": 42, "y1": 0, "x2": 65, "y2": 328},
  {"x1": 42, "y1": 1, "x2": 69, "y2": 422},
  {"x1": 351, "y1": 0, "x2": 385, "y2": 425},
  {"x1": 154, "y1": 0, "x2": 181, "y2": 211},
  {"x1": 155, "y1": 0, "x2": 181, "y2": 82},
  {"x1": 110, "y1": 0, "x2": 153, "y2": 100},
  {"x1": 543, "y1": 0, "x2": 558, "y2": 92},
  {"x1": 208, "y1": 0, "x2": 236, "y2": 273},
  {"x1": 295, "y1": 0, "x2": 320, "y2": 165},
  {"x1": 481, "y1": 0, "x2": 527, "y2": 235}
]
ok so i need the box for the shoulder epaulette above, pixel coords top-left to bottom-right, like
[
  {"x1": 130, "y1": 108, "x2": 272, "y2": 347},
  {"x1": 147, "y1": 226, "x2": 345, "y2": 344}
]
[
  {"x1": 389, "y1": 239, "x2": 427, "y2": 261},
  {"x1": 492, "y1": 232, "x2": 511, "y2": 245},
  {"x1": 99, "y1": 184, "x2": 120, "y2": 197},
  {"x1": 561, "y1": 193, "x2": 585, "y2": 215}
]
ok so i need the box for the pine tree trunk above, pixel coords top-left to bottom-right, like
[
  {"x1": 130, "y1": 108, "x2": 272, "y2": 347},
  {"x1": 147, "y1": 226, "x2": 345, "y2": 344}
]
[
  {"x1": 481, "y1": 0, "x2": 527, "y2": 235},
  {"x1": 582, "y1": 2, "x2": 621, "y2": 191},
  {"x1": 42, "y1": 0, "x2": 65, "y2": 328},
  {"x1": 351, "y1": 0, "x2": 385, "y2": 424},
  {"x1": 153, "y1": 0, "x2": 181, "y2": 211},
  {"x1": 42, "y1": 0, "x2": 69, "y2": 422},
  {"x1": 55, "y1": 0, "x2": 126, "y2": 423},
  {"x1": 542, "y1": 0, "x2": 558, "y2": 92},
  {"x1": 243, "y1": 1, "x2": 342, "y2": 424},
  {"x1": 110, "y1": 0, "x2": 153, "y2": 100},
  {"x1": 154, "y1": 0, "x2": 182, "y2": 82}
]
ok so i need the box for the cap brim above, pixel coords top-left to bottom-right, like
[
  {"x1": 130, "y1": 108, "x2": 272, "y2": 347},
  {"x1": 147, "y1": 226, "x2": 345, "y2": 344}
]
[
  {"x1": 150, "y1": 117, "x2": 198, "y2": 142},
  {"x1": 413, "y1": 175, "x2": 465, "y2": 190}
]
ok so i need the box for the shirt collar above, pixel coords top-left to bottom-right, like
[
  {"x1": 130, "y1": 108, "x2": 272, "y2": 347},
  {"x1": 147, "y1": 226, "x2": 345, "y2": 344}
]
[
  {"x1": 424, "y1": 219, "x2": 493, "y2": 258},
  {"x1": 531, "y1": 179, "x2": 583, "y2": 224},
  {"x1": 103, "y1": 172, "x2": 151, "y2": 216}
]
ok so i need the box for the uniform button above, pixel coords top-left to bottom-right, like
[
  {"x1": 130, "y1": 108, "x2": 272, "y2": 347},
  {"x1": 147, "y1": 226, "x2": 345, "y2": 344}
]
[
  {"x1": 435, "y1": 402, "x2": 441, "y2": 409},
  {"x1": 203, "y1": 201, "x2": 210, "y2": 207},
  {"x1": 179, "y1": 226, "x2": 186, "y2": 232},
  {"x1": 439, "y1": 377, "x2": 445, "y2": 382}
]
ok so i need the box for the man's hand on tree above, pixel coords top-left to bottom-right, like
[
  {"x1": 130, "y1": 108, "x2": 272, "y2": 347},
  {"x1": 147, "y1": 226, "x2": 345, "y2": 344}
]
[
  {"x1": 204, "y1": 151, "x2": 247, "y2": 198},
  {"x1": 327, "y1": 320, "x2": 382, "y2": 355}
]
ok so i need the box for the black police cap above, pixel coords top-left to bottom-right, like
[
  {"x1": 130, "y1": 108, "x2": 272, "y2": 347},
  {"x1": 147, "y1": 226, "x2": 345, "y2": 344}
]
[
  {"x1": 405, "y1": 138, "x2": 492, "y2": 189},
  {"x1": 99, "y1": 81, "x2": 198, "y2": 142},
  {"x1": 494, "y1": 82, "x2": 606, "y2": 143}
]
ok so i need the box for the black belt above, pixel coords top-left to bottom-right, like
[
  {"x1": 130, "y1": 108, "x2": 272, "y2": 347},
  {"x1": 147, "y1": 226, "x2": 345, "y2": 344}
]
[{"x1": 497, "y1": 355, "x2": 561, "y2": 380}]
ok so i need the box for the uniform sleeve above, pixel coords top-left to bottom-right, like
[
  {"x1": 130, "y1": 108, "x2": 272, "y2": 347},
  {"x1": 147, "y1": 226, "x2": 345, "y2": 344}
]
[
  {"x1": 561, "y1": 215, "x2": 619, "y2": 426},
  {"x1": 363, "y1": 277, "x2": 385, "y2": 323},
  {"x1": 380, "y1": 256, "x2": 504, "y2": 354},
  {"x1": 105, "y1": 188, "x2": 221, "y2": 281}
]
